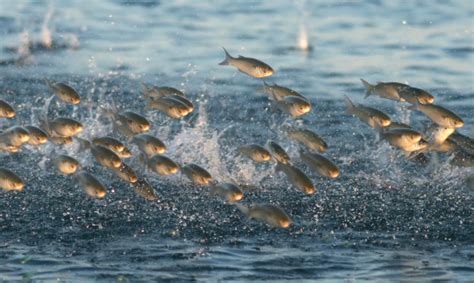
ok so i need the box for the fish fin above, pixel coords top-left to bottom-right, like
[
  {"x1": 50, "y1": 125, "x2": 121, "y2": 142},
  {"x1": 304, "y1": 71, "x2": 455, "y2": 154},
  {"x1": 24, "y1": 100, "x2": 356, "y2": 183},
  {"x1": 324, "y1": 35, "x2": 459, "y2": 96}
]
[
  {"x1": 407, "y1": 103, "x2": 418, "y2": 111},
  {"x1": 360, "y1": 79, "x2": 374, "y2": 98},
  {"x1": 344, "y1": 95, "x2": 355, "y2": 115},
  {"x1": 75, "y1": 137, "x2": 91, "y2": 153},
  {"x1": 138, "y1": 152, "x2": 147, "y2": 166},
  {"x1": 209, "y1": 183, "x2": 218, "y2": 195},
  {"x1": 44, "y1": 78, "x2": 54, "y2": 90},
  {"x1": 219, "y1": 47, "x2": 233, "y2": 65},
  {"x1": 234, "y1": 203, "x2": 249, "y2": 216}
]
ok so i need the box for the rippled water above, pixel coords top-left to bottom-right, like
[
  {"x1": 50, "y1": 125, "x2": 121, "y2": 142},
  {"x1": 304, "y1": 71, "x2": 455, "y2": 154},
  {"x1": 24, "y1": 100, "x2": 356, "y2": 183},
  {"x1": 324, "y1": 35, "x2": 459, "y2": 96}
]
[{"x1": 1, "y1": 0, "x2": 473, "y2": 281}]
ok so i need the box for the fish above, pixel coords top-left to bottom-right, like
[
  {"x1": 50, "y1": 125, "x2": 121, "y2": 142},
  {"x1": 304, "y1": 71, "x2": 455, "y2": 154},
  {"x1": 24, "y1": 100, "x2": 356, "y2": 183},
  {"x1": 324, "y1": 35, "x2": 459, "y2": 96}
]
[
  {"x1": 380, "y1": 128, "x2": 424, "y2": 152},
  {"x1": 287, "y1": 128, "x2": 328, "y2": 152},
  {"x1": 344, "y1": 96, "x2": 391, "y2": 128},
  {"x1": 45, "y1": 79, "x2": 81, "y2": 104},
  {"x1": 238, "y1": 144, "x2": 272, "y2": 162},
  {"x1": 133, "y1": 179, "x2": 158, "y2": 200},
  {"x1": 266, "y1": 141, "x2": 291, "y2": 164},
  {"x1": 143, "y1": 154, "x2": 179, "y2": 176},
  {"x1": 131, "y1": 134, "x2": 166, "y2": 156},
  {"x1": 258, "y1": 81, "x2": 307, "y2": 101},
  {"x1": 0, "y1": 99, "x2": 16, "y2": 118},
  {"x1": 74, "y1": 171, "x2": 107, "y2": 198},
  {"x1": 112, "y1": 163, "x2": 138, "y2": 183},
  {"x1": 272, "y1": 96, "x2": 311, "y2": 117},
  {"x1": 0, "y1": 126, "x2": 30, "y2": 147},
  {"x1": 102, "y1": 107, "x2": 151, "y2": 136},
  {"x1": 299, "y1": 151, "x2": 340, "y2": 179},
  {"x1": 142, "y1": 83, "x2": 185, "y2": 99},
  {"x1": 210, "y1": 182, "x2": 244, "y2": 203},
  {"x1": 41, "y1": 117, "x2": 83, "y2": 137},
  {"x1": 426, "y1": 125, "x2": 455, "y2": 145},
  {"x1": 146, "y1": 96, "x2": 191, "y2": 119},
  {"x1": 24, "y1": 125, "x2": 48, "y2": 145},
  {"x1": 0, "y1": 168, "x2": 24, "y2": 191},
  {"x1": 360, "y1": 79, "x2": 406, "y2": 101},
  {"x1": 398, "y1": 86, "x2": 434, "y2": 104},
  {"x1": 77, "y1": 138, "x2": 122, "y2": 169},
  {"x1": 92, "y1": 136, "x2": 127, "y2": 154},
  {"x1": 236, "y1": 203, "x2": 292, "y2": 228},
  {"x1": 181, "y1": 163, "x2": 212, "y2": 185},
  {"x1": 275, "y1": 163, "x2": 315, "y2": 195},
  {"x1": 54, "y1": 155, "x2": 80, "y2": 175},
  {"x1": 219, "y1": 48, "x2": 274, "y2": 78},
  {"x1": 409, "y1": 103, "x2": 463, "y2": 128},
  {"x1": 404, "y1": 139, "x2": 429, "y2": 154}
]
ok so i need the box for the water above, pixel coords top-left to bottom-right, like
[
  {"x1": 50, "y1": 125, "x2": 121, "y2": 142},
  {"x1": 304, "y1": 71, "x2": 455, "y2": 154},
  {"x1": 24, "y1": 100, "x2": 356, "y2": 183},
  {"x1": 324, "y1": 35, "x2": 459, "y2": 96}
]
[{"x1": 1, "y1": 0, "x2": 473, "y2": 281}]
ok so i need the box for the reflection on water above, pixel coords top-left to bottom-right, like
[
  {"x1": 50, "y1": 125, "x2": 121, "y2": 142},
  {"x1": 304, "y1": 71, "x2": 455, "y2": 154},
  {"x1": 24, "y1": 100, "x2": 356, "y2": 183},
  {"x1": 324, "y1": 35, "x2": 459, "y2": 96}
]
[{"x1": 0, "y1": 0, "x2": 473, "y2": 281}]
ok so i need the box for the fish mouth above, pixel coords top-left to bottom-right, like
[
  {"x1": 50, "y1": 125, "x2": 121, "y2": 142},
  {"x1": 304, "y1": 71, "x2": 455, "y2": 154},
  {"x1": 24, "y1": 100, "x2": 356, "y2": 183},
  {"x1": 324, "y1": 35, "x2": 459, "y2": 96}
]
[
  {"x1": 141, "y1": 124, "x2": 150, "y2": 132},
  {"x1": 232, "y1": 193, "x2": 244, "y2": 202},
  {"x1": 116, "y1": 145, "x2": 125, "y2": 152},
  {"x1": 454, "y1": 121, "x2": 464, "y2": 128},
  {"x1": 381, "y1": 120, "x2": 392, "y2": 127},
  {"x1": 96, "y1": 190, "x2": 107, "y2": 198},
  {"x1": 15, "y1": 183, "x2": 25, "y2": 191},
  {"x1": 75, "y1": 125, "x2": 84, "y2": 133},
  {"x1": 112, "y1": 160, "x2": 122, "y2": 168},
  {"x1": 169, "y1": 167, "x2": 179, "y2": 174},
  {"x1": 38, "y1": 137, "x2": 48, "y2": 144},
  {"x1": 330, "y1": 170, "x2": 340, "y2": 178},
  {"x1": 6, "y1": 112, "x2": 16, "y2": 118},
  {"x1": 129, "y1": 176, "x2": 138, "y2": 183},
  {"x1": 279, "y1": 220, "x2": 291, "y2": 228},
  {"x1": 72, "y1": 98, "x2": 81, "y2": 105},
  {"x1": 305, "y1": 187, "x2": 316, "y2": 195}
]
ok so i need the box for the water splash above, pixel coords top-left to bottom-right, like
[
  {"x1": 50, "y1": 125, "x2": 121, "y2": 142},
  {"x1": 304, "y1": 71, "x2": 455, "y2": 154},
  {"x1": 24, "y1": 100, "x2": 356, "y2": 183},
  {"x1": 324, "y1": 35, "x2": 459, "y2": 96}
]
[
  {"x1": 41, "y1": 3, "x2": 54, "y2": 49},
  {"x1": 298, "y1": 23, "x2": 310, "y2": 51}
]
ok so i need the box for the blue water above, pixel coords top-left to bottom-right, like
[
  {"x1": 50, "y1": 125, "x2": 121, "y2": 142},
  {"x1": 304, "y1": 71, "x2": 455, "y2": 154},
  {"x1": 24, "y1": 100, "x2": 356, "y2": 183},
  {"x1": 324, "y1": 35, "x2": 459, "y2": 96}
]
[{"x1": 0, "y1": 0, "x2": 473, "y2": 281}]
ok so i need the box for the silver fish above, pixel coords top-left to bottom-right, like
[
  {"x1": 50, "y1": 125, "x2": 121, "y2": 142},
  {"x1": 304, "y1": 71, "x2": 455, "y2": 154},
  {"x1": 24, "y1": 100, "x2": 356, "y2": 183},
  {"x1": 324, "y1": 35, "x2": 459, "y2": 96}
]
[
  {"x1": 142, "y1": 83, "x2": 185, "y2": 99},
  {"x1": 273, "y1": 96, "x2": 311, "y2": 117},
  {"x1": 344, "y1": 96, "x2": 391, "y2": 128},
  {"x1": 236, "y1": 203, "x2": 292, "y2": 228},
  {"x1": 380, "y1": 128, "x2": 423, "y2": 152},
  {"x1": 266, "y1": 141, "x2": 290, "y2": 164},
  {"x1": 300, "y1": 151, "x2": 340, "y2": 179},
  {"x1": 144, "y1": 154, "x2": 179, "y2": 176},
  {"x1": 409, "y1": 103, "x2": 463, "y2": 128},
  {"x1": 146, "y1": 96, "x2": 191, "y2": 119},
  {"x1": 181, "y1": 163, "x2": 212, "y2": 185},
  {"x1": 258, "y1": 81, "x2": 307, "y2": 101},
  {"x1": 287, "y1": 128, "x2": 328, "y2": 152},
  {"x1": 361, "y1": 79, "x2": 406, "y2": 102},
  {"x1": 45, "y1": 79, "x2": 81, "y2": 104},
  {"x1": 275, "y1": 163, "x2": 315, "y2": 195},
  {"x1": 112, "y1": 163, "x2": 138, "y2": 184},
  {"x1": 210, "y1": 182, "x2": 244, "y2": 203},
  {"x1": 132, "y1": 134, "x2": 166, "y2": 156},
  {"x1": 92, "y1": 136, "x2": 127, "y2": 154},
  {"x1": 238, "y1": 144, "x2": 272, "y2": 162},
  {"x1": 219, "y1": 48, "x2": 273, "y2": 78},
  {"x1": 0, "y1": 126, "x2": 30, "y2": 147},
  {"x1": 0, "y1": 168, "x2": 24, "y2": 191},
  {"x1": 54, "y1": 154, "x2": 80, "y2": 175},
  {"x1": 133, "y1": 179, "x2": 158, "y2": 201},
  {"x1": 25, "y1": 125, "x2": 48, "y2": 145},
  {"x1": 0, "y1": 99, "x2": 16, "y2": 118},
  {"x1": 74, "y1": 171, "x2": 107, "y2": 198}
]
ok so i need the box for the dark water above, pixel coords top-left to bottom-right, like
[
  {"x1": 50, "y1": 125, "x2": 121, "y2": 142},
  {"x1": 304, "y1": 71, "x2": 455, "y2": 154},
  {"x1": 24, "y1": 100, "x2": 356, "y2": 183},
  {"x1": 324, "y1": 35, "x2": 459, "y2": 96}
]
[{"x1": 1, "y1": 0, "x2": 473, "y2": 281}]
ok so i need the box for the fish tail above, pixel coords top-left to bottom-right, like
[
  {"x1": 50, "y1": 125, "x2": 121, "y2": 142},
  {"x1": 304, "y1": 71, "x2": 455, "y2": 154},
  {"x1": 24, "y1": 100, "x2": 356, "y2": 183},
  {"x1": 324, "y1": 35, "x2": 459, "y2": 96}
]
[
  {"x1": 141, "y1": 82, "x2": 151, "y2": 100},
  {"x1": 360, "y1": 79, "x2": 374, "y2": 98},
  {"x1": 209, "y1": 183, "x2": 218, "y2": 195},
  {"x1": 344, "y1": 95, "x2": 355, "y2": 115},
  {"x1": 218, "y1": 47, "x2": 233, "y2": 65},
  {"x1": 75, "y1": 136, "x2": 91, "y2": 152},
  {"x1": 407, "y1": 103, "x2": 418, "y2": 111},
  {"x1": 235, "y1": 203, "x2": 249, "y2": 216},
  {"x1": 44, "y1": 78, "x2": 54, "y2": 90}
]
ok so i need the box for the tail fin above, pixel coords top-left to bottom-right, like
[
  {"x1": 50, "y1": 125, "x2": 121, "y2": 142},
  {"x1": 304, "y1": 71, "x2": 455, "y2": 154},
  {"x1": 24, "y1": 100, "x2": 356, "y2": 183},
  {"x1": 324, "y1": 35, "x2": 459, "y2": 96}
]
[
  {"x1": 360, "y1": 79, "x2": 374, "y2": 98},
  {"x1": 75, "y1": 137, "x2": 91, "y2": 153},
  {"x1": 218, "y1": 47, "x2": 233, "y2": 66},
  {"x1": 234, "y1": 203, "x2": 249, "y2": 216},
  {"x1": 44, "y1": 78, "x2": 54, "y2": 90},
  {"x1": 344, "y1": 95, "x2": 355, "y2": 115},
  {"x1": 141, "y1": 82, "x2": 151, "y2": 100},
  {"x1": 209, "y1": 183, "x2": 219, "y2": 195}
]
